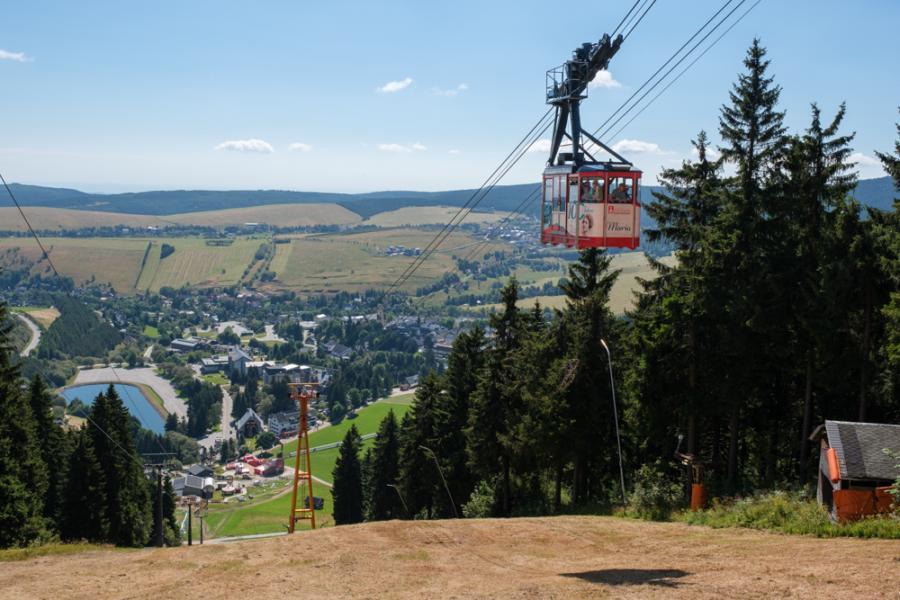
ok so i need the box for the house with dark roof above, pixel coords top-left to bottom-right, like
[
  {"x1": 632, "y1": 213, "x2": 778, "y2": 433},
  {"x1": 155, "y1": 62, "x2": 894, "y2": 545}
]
[
  {"x1": 810, "y1": 420, "x2": 900, "y2": 522},
  {"x1": 186, "y1": 463, "x2": 213, "y2": 478},
  {"x1": 236, "y1": 408, "x2": 264, "y2": 438},
  {"x1": 172, "y1": 474, "x2": 215, "y2": 498}
]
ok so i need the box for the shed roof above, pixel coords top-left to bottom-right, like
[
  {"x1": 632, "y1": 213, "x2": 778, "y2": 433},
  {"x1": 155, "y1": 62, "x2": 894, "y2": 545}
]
[{"x1": 825, "y1": 420, "x2": 900, "y2": 482}]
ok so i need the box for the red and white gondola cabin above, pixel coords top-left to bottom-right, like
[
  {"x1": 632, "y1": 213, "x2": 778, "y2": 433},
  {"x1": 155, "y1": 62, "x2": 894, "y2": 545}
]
[{"x1": 540, "y1": 165, "x2": 642, "y2": 250}]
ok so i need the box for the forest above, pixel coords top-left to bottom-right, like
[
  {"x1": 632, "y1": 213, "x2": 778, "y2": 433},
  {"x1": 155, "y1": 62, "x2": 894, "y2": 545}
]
[{"x1": 330, "y1": 41, "x2": 900, "y2": 523}]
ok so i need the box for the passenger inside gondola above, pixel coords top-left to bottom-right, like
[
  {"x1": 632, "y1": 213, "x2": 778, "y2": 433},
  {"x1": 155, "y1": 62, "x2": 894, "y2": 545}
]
[{"x1": 609, "y1": 179, "x2": 631, "y2": 203}]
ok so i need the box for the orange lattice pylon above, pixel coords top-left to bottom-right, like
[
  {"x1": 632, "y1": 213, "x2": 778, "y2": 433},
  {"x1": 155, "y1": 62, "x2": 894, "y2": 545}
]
[{"x1": 287, "y1": 382, "x2": 317, "y2": 533}]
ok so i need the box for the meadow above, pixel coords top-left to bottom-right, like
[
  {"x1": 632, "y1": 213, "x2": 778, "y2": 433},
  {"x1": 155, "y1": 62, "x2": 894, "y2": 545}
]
[
  {"x1": 365, "y1": 206, "x2": 505, "y2": 227},
  {"x1": 269, "y1": 228, "x2": 507, "y2": 293}
]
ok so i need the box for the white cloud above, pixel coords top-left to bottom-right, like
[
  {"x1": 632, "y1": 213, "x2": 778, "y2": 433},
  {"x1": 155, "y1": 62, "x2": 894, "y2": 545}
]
[
  {"x1": 849, "y1": 152, "x2": 881, "y2": 167},
  {"x1": 0, "y1": 49, "x2": 30, "y2": 62},
  {"x1": 433, "y1": 83, "x2": 469, "y2": 97},
  {"x1": 449, "y1": 149, "x2": 461, "y2": 155},
  {"x1": 288, "y1": 142, "x2": 312, "y2": 152},
  {"x1": 589, "y1": 70, "x2": 620, "y2": 89},
  {"x1": 378, "y1": 142, "x2": 426, "y2": 153},
  {"x1": 377, "y1": 77, "x2": 413, "y2": 93},
  {"x1": 612, "y1": 139, "x2": 663, "y2": 154},
  {"x1": 690, "y1": 145, "x2": 722, "y2": 161},
  {"x1": 214, "y1": 139, "x2": 274, "y2": 153},
  {"x1": 527, "y1": 139, "x2": 552, "y2": 153}
]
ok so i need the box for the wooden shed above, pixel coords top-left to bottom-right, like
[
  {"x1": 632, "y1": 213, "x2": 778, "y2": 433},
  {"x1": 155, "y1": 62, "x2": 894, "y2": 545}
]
[{"x1": 810, "y1": 420, "x2": 899, "y2": 522}]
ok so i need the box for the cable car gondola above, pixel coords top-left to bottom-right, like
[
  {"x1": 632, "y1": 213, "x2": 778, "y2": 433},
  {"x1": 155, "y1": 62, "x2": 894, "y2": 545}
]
[{"x1": 539, "y1": 33, "x2": 642, "y2": 250}]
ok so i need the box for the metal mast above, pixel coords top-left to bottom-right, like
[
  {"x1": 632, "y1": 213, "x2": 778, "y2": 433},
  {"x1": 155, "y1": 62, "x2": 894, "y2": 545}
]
[{"x1": 545, "y1": 33, "x2": 631, "y2": 169}]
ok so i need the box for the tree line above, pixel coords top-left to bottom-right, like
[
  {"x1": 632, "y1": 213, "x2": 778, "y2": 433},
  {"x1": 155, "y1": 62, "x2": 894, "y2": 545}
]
[{"x1": 329, "y1": 40, "x2": 899, "y2": 523}]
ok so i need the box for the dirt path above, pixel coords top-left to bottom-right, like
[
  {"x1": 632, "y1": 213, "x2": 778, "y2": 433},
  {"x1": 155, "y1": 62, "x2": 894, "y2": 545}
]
[{"x1": 2, "y1": 516, "x2": 898, "y2": 599}]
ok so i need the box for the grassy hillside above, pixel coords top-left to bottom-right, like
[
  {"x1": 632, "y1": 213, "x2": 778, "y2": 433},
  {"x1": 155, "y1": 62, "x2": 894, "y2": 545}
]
[
  {"x1": 0, "y1": 236, "x2": 264, "y2": 293},
  {"x1": 267, "y1": 228, "x2": 506, "y2": 293},
  {"x1": 366, "y1": 206, "x2": 504, "y2": 227}
]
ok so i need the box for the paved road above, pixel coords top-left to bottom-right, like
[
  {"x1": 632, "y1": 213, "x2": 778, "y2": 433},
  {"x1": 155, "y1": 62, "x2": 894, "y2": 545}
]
[
  {"x1": 198, "y1": 385, "x2": 236, "y2": 450},
  {"x1": 143, "y1": 344, "x2": 155, "y2": 362},
  {"x1": 72, "y1": 366, "x2": 187, "y2": 418},
  {"x1": 15, "y1": 313, "x2": 41, "y2": 357}
]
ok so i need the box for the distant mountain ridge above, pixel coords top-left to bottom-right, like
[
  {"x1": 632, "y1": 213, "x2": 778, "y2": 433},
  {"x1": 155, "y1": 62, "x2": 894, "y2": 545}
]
[{"x1": 3, "y1": 176, "x2": 894, "y2": 219}]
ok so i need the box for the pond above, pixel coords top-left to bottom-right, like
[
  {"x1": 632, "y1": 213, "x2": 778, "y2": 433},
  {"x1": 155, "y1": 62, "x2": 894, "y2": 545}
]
[{"x1": 61, "y1": 383, "x2": 165, "y2": 434}]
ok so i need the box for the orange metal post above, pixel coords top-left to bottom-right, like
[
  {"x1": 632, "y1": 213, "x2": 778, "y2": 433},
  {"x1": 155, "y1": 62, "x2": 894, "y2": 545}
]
[{"x1": 287, "y1": 383, "x2": 317, "y2": 533}]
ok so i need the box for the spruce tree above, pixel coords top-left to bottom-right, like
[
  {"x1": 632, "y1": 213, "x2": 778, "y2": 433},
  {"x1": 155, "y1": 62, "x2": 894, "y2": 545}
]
[
  {"x1": 332, "y1": 424, "x2": 363, "y2": 525},
  {"x1": 716, "y1": 38, "x2": 786, "y2": 490},
  {"x1": 61, "y1": 428, "x2": 108, "y2": 542},
  {"x1": 28, "y1": 376, "x2": 69, "y2": 531},
  {"x1": 89, "y1": 385, "x2": 152, "y2": 546},
  {"x1": 366, "y1": 410, "x2": 401, "y2": 520},
  {"x1": 150, "y1": 475, "x2": 181, "y2": 546},
  {"x1": 399, "y1": 376, "x2": 440, "y2": 518},
  {"x1": 431, "y1": 327, "x2": 485, "y2": 518},
  {"x1": 0, "y1": 302, "x2": 48, "y2": 547}
]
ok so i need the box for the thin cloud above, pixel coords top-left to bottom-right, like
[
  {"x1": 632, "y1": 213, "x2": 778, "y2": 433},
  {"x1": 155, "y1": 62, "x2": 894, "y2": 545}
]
[
  {"x1": 849, "y1": 152, "x2": 881, "y2": 167},
  {"x1": 288, "y1": 142, "x2": 312, "y2": 152},
  {"x1": 612, "y1": 139, "x2": 664, "y2": 154},
  {"x1": 378, "y1": 142, "x2": 427, "y2": 153},
  {"x1": 589, "y1": 70, "x2": 620, "y2": 89},
  {"x1": 378, "y1": 77, "x2": 413, "y2": 93},
  {"x1": 449, "y1": 149, "x2": 461, "y2": 155},
  {"x1": 214, "y1": 139, "x2": 274, "y2": 153},
  {"x1": 433, "y1": 83, "x2": 469, "y2": 97},
  {"x1": 0, "y1": 49, "x2": 30, "y2": 62},
  {"x1": 527, "y1": 139, "x2": 552, "y2": 153}
]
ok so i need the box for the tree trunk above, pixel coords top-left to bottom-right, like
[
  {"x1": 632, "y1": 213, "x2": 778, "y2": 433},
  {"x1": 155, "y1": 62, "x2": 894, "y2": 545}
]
[
  {"x1": 727, "y1": 403, "x2": 740, "y2": 493},
  {"x1": 502, "y1": 455, "x2": 510, "y2": 517},
  {"x1": 554, "y1": 461, "x2": 562, "y2": 512},
  {"x1": 798, "y1": 352, "x2": 813, "y2": 480}
]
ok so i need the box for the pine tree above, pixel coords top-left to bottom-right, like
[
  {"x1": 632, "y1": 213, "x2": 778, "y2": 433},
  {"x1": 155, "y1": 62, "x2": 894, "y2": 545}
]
[
  {"x1": 466, "y1": 279, "x2": 523, "y2": 515},
  {"x1": 28, "y1": 376, "x2": 70, "y2": 531},
  {"x1": 89, "y1": 385, "x2": 152, "y2": 546},
  {"x1": 61, "y1": 428, "x2": 108, "y2": 542},
  {"x1": 150, "y1": 475, "x2": 181, "y2": 546},
  {"x1": 431, "y1": 327, "x2": 485, "y2": 517},
  {"x1": 716, "y1": 38, "x2": 786, "y2": 490},
  {"x1": 366, "y1": 410, "x2": 401, "y2": 520},
  {"x1": 332, "y1": 424, "x2": 363, "y2": 525},
  {"x1": 0, "y1": 302, "x2": 48, "y2": 547},
  {"x1": 399, "y1": 376, "x2": 440, "y2": 518}
]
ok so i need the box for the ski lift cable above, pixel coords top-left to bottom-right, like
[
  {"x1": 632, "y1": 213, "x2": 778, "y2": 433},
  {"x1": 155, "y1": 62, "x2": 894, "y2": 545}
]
[
  {"x1": 607, "y1": 0, "x2": 764, "y2": 143},
  {"x1": 589, "y1": 0, "x2": 739, "y2": 140},
  {"x1": 596, "y1": 0, "x2": 752, "y2": 143}
]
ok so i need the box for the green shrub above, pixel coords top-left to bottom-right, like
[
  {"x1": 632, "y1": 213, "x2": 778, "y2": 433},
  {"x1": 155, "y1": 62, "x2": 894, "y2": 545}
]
[
  {"x1": 625, "y1": 463, "x2": 682, "y2": 521},
  {"x1": 678, "y1": 491, "x2": 900, "y2": 539},
  {"x1": 463, "y1": 480, "x2": 495, "y2": 518}
]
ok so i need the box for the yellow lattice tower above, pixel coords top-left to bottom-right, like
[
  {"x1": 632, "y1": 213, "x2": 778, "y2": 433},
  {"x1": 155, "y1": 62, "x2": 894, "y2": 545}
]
[{"x1": 287, "y1": 382, "x2": 317, "y2": 533}]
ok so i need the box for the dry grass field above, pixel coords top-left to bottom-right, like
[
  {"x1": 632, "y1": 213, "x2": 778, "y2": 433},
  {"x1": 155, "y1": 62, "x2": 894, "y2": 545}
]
[
  {"x1": 166, "y1": 203, "x2": 361, "y2": 227},
  {"x1": 472, "y1": 252, "x2": 677, "y2": 315},
  {"x1": 0, "y1": 236, "x2": 263, "y2": 293},
  {"x1": 366, "y1": 206, "x2": 505, "y2": 227},
  {"x1": 0, "y1": 204, "x2": 360, "y2": 231},
  {"x1": 267, "y1": 228, "x2": 507, "y2": 293},
  {"x1": 2, "y1": 516, "x2": 898, "y2": 599},
  {"x1": 16, "y1": 306, "x2": 61, "y2": 329}
]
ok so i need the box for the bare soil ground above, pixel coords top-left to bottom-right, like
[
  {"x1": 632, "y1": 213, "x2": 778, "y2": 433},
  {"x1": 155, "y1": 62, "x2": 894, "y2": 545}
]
[{"x1": 3, "y1": 516, "x2": 899, "y2": 599}]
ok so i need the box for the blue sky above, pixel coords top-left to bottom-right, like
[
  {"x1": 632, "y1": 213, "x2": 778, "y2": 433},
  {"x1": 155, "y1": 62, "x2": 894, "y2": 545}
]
[{"x1": 0, "y1": 0, "x2": 896, "y2": 193}]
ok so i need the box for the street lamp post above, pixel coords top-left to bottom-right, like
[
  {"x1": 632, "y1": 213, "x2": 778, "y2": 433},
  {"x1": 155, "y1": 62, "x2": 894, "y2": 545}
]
[
  {"x1": 600, "y1": 339, "x2": 627, "y2": 505},
  {"x1": 386, "y1": 484, "x2": 409, "y2": 518},
  {"x1": 419, "y1": 445, "x2": 459, "y2": 518}
]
